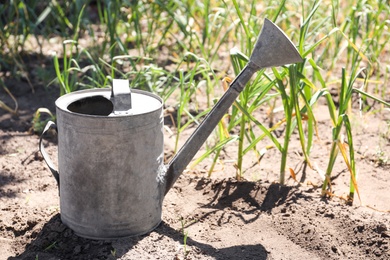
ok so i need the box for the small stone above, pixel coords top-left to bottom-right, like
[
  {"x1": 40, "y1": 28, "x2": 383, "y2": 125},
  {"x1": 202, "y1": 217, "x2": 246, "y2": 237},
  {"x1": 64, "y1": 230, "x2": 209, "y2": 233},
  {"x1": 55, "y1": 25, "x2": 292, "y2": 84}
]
[
  {"x1": 324, "y1": 212, "x2": 335, "y2": 219},
  {"x1": 381, "y1": 231, "x2": 390, "y2": 238},
  {"x1": 377, "y1": 223, "x2": 388, "y2": 234},
  {"x1": 73, "y1": 245, "x2": 82, "y2": 254},
  {"x1": 51, "y1": 223, "x2": 66, "y2": 233},
  {"x1": 63, "y1": 229, "x2": 73, "y2": 238}
]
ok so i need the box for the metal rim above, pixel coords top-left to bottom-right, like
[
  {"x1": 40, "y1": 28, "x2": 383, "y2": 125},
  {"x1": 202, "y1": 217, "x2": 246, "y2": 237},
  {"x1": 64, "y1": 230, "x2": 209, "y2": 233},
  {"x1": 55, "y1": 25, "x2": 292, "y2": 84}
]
[{"x1": 55, "y1": 88, "x2": 163, "y2": 118}]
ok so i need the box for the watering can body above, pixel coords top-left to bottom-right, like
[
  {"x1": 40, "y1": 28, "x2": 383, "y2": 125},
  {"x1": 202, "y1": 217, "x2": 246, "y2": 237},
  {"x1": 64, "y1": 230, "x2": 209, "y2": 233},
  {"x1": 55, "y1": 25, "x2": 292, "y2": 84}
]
[
  {"x1": 40, "y1": 18, "x2": 303, "y2": 239},
  {"x1": 40, "y1": 88, "x2": 166, "y2": 239}
]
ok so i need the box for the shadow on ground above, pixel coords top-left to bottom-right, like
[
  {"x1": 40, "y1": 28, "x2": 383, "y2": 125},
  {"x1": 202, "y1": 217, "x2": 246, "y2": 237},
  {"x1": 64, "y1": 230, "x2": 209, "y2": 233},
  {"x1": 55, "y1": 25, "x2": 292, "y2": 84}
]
[{"x1": 9, "y1": 214, "x2": 268, "y2": 260}]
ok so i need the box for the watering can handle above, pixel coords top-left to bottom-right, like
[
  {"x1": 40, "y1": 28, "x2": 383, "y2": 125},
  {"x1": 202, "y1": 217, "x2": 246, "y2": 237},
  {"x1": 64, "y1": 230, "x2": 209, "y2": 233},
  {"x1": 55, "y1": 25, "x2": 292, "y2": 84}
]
[{"x1": 39, "y1": 121, "x2": 60, "y2": 187}]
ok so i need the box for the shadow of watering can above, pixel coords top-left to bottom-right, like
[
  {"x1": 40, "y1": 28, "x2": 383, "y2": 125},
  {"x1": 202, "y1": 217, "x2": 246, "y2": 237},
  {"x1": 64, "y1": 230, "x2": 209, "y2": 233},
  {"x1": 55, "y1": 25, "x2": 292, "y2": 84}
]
[{"x1": 39, "y1": 18, "x2": 303, "y2": 239}]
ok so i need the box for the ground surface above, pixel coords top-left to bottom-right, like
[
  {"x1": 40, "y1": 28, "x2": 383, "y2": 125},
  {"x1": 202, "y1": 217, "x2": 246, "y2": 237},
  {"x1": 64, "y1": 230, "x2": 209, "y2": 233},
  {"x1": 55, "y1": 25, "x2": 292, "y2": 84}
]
[{"x1": 0, "y1": 81, "x2": 389, "y2": 260}]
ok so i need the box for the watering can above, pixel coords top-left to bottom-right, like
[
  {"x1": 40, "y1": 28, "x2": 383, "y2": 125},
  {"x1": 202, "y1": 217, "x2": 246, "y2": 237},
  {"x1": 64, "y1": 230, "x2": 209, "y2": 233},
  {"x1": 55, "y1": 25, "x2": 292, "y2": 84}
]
[{"x1": 39, "y1": 18, "x2": 303, "y2": 239}]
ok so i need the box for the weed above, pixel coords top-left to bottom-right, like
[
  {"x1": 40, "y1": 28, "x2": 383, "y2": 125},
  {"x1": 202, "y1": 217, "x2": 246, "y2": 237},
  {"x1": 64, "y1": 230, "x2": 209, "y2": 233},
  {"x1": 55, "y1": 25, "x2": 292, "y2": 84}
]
[
  {"x1": 31, "y1": 108, "x2": 56, "y2": 134},
  {"x1": 43, "y1": 241, "x2": 57, "y2": 251},
  {"x1": 0, "y1": 84, "x2": 18, "y2": 116},
  {"x1": 111, "y1": 248, "x2": 117, "y2": 257},
  {"x1": 179, "y1": 218, "x2": 192, "y2": 258},
  {"x1": 375, "y1": 149, "x2": 388, "y2": 167}
]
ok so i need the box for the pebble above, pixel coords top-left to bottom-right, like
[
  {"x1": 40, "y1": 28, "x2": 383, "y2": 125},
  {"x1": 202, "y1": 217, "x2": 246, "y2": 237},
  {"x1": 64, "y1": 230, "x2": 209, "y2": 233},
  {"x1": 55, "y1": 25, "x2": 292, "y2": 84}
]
[
  {"x1": 73, "y1": 245, "x2": 82, "y2": 254},
  {"x1": 377, "y1": 223, "x2": 388, "y2": 233}
]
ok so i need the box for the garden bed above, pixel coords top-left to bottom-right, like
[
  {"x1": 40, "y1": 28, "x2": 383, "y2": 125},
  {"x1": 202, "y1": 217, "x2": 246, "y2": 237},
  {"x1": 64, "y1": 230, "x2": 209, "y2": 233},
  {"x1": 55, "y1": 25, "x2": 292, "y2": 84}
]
[{"x1": 1, "y1": 84, "x2": 389, "y2": 259}]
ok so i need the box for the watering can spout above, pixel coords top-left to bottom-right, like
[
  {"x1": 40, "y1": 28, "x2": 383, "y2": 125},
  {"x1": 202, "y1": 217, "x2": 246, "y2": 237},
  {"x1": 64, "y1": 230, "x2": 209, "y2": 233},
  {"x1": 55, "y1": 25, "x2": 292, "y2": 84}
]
[
  {"x1": 250, "y1": 18, "x2": 303, "y2": 69},
  {"x1": 163, "y1": 18, "x2": 303, "y2": 195}
]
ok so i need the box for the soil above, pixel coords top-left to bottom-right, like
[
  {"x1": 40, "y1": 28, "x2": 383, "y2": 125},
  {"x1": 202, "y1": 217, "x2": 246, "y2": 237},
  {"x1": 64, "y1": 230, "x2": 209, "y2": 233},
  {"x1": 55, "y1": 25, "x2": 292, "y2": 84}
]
[{"x1": 1, "y1": 79, "x2": 390, "y2": 260}]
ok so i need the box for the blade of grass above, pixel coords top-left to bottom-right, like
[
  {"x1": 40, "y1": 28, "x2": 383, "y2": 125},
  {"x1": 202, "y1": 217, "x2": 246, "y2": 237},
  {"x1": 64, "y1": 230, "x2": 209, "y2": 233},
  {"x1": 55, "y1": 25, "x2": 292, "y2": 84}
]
[{"x1": 340, "y1": 114, "x2": 361, "y2": 204}]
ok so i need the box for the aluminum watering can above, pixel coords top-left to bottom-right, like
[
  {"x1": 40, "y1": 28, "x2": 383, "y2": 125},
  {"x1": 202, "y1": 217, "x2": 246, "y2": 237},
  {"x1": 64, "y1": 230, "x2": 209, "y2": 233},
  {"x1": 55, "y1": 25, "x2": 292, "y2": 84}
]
[{"x1": 39, "y1": 18, "x2": 303, "y2": 239}]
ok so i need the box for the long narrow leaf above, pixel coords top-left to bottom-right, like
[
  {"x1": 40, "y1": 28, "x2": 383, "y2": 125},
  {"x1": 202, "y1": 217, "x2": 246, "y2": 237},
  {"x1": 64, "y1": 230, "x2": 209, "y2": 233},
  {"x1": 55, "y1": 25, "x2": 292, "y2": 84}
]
[{"x1": 190, "y1": 136, "x2": 239, "y2": 169}]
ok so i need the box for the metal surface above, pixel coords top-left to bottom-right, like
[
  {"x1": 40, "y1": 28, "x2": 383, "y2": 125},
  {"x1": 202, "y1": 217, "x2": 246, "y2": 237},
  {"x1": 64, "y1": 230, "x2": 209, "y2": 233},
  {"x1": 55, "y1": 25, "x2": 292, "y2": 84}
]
[
  {"x1": 40, "y1": 88, "x2": 164, "y2": 239},
  {"x1": 111, "y1": 79, "x2": 132, "y2": 115},
  {"x1": 164, "y1": 18, "x2": 303, "y2": 194},
  {"x1": 40, "y1": 18, "x2": 303, "y2": 239},
  {"x1": 250, "y1": 19, "x2": 303, "y2": 69}
]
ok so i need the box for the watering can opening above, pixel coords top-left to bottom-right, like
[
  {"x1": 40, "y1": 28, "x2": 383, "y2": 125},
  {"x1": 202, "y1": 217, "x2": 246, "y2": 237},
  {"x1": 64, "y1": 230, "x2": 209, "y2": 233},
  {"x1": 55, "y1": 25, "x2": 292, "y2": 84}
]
[
  {"x1": 67, "y1": 96, "x2": 114, "y2": 116},
  {"x1": 66, "y1": 79, "x2": 136, "y2": 116}
]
